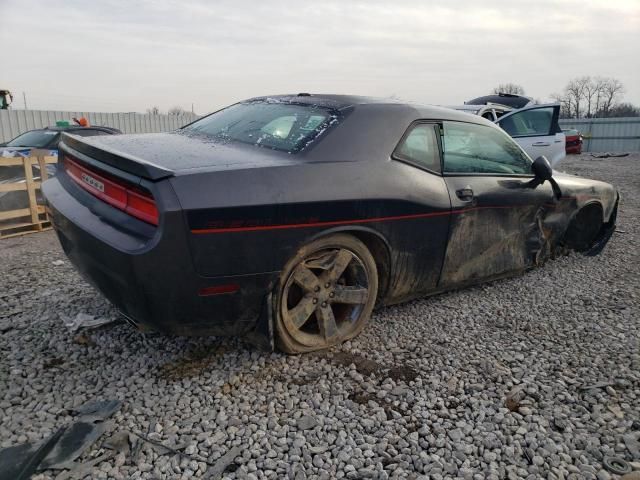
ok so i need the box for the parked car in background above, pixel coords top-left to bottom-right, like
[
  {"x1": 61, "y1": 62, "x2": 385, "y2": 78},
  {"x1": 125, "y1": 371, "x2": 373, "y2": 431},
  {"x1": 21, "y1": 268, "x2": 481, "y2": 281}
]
[
  {"x1": 563, "y1": 129, "x2": 583, "y2": 154},
  {"x1": 43, "y1": 94, "x2": 618, "y2": 353},
  {"x1": 1, "y1": 125, "x2": 121, "y2": 158},
  {"x1": 448, "y1": 103, "x2": 513, "y2": 122},
  {"x1": 465, "y1": 93, "x2": 534, "y2": 109},
  {"x1": 450, "y1": 95, "x2": 566, "y2": 167},
  {"x1": 0, "y1": 125, "x2": 121, "y2": 211}
]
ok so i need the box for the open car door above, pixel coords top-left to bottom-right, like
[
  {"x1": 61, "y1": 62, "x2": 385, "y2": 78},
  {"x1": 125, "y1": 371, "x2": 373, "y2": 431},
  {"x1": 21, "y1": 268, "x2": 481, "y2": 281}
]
[{"x1": 496, "y1": 103, "x2": 565, "y2": 167}]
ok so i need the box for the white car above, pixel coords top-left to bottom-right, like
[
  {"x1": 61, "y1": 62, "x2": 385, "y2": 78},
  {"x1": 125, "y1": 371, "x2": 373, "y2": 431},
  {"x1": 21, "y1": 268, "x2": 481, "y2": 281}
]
[{"x1": 449, "y1": 94, "x2": 566, "y2": 167}]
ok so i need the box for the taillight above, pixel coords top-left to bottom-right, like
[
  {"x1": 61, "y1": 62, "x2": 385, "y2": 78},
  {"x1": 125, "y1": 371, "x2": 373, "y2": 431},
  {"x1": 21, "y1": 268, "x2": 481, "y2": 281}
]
[
  {"x1": 63, "y1": 156, "x2": 159, "y2": 226},
  {"x1": 125, "y1": 189, "x2": 158, "y2": 225}
]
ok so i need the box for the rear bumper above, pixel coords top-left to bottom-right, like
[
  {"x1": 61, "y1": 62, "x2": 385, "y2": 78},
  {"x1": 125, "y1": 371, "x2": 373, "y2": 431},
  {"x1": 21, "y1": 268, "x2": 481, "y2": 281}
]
[
  {"x1": 566, "y1": 145, "x2": 582, "y2": 154},
  {"x1": 42, "y1": 175, "x2": 277, "y2": 338}
]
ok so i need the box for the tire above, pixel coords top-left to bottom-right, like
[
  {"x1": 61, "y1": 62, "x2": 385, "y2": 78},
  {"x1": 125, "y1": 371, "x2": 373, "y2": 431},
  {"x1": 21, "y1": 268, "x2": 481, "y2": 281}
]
[
  {"x1": 563, "y1": 205, "x2": 603, "y2": 252},
  {"x1": 275, "y1": 234, "x2": 378, "y2": 354}
]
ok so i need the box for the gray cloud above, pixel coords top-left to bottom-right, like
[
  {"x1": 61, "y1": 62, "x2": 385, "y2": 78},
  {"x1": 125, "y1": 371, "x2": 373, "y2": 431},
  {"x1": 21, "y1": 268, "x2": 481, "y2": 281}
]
[{"x1": 1, "y1": 0, "x2": 638, "y2": 113}]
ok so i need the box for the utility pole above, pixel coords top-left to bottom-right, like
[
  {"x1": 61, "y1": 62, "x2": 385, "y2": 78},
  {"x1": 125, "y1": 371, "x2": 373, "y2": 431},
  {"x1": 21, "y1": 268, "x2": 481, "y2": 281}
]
[
  {"x1": 23, "y1": 92, "x2": 28, "y2": 110},
  {"x1": 191, "y1": 103, "x2": 194, "y2": 115}
]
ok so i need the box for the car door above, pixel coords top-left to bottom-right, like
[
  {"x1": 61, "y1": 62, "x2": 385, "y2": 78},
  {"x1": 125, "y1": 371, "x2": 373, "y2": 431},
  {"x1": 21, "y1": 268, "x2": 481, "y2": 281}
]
[
  {"x1": 389, "y1": 122, "x2": 452, "y2": 297},
  {"x1": 437, "y1": 120, "x2": 555, "y2": 288},
  {"x1": 496, "y1": 104, "x2": 565, "y2": 167}
]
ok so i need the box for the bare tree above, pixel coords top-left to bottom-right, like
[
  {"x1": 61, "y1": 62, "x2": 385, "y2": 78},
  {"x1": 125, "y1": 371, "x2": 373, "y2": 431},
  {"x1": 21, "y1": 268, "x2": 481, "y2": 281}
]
[
  {"x1": 581, "y1": 76, "x2": 601, "y2": 118},
  {"x1": 550, "y1": 92, "x2": 572, "y2": 118},
  {"x1": 599, "y1": 78, "x2": 625, "y2": 115},
  {"x1": 146, "y1": 106, "x2": 161, "y2": 115},
  {"x1": 492, "y1": 83, "x2": 525, "y2": 95},
  {"x1": 592, "y1": 77, "x2": 608, "y2": 115},
  {"x1": 566, "y1": 77, "x2": 591, "y2": 118},
  {"x1": 552, "y1": 76, "x2": 627, "y2": 118},
  {"x1": 168, "y1": 106, "x2": 188, "y2": 116}
]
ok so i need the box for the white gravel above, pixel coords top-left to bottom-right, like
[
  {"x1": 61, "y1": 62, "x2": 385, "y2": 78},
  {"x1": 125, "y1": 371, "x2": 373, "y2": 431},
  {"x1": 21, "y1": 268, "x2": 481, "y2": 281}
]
[{"x1": 1, "y1": 153, "x2": 639, "y2": 479}]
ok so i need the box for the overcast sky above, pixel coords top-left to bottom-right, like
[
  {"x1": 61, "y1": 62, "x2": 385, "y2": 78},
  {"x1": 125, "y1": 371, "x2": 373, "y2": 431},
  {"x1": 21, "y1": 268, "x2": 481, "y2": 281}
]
[{"x1": 1, "y1": 0, "x2": 638, "y2": 114}]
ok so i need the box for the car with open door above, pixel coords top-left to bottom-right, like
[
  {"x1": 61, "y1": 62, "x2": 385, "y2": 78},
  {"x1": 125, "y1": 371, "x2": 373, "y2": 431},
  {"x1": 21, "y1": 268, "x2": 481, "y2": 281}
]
[
  {"x1": 445, "y1": 103, "x2": 513, "y2": 122},
  {"x1": 450, "y1": 100, "x2": 565, "y2": 167},
  {"x1": 42, "y1": 94, "x2": 618, "y2": 353},
  {"x1": 496, "y1": 103, "x2": 566, "y2": 167},
  {"x1": 465, "y1": 93, "x2": 534, "y2": 109}
]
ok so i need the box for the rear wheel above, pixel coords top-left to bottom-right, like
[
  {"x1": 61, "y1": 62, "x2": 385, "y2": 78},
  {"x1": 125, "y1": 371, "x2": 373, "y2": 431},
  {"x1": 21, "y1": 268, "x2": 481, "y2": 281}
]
[{"x1": 275, "y1": 234, "x2": 378, "y2": 354}]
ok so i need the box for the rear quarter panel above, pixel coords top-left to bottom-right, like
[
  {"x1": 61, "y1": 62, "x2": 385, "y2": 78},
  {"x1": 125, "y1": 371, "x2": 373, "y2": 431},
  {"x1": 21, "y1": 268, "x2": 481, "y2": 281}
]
[{"x1": 170, "y1": 158, "x2": 453, "y2": 302}]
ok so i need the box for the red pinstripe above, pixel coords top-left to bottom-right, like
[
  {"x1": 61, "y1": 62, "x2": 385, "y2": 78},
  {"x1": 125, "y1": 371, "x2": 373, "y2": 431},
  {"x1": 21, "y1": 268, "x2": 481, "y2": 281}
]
[{"x1": 190, "y1": 203, "x2": 547, "y2": 235}]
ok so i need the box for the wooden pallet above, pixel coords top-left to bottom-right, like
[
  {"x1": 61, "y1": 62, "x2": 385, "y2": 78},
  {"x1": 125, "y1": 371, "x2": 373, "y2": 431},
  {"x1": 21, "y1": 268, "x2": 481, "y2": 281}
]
[{"x1": 0, "y1": 152, "x2": 58, "y2": 239}]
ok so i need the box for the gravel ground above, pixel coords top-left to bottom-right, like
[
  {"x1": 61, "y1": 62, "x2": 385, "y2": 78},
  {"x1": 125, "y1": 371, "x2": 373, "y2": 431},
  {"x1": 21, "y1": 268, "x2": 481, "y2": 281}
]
[{"x1": 1, "y1": 153, "x2": 639, "y2": 480}]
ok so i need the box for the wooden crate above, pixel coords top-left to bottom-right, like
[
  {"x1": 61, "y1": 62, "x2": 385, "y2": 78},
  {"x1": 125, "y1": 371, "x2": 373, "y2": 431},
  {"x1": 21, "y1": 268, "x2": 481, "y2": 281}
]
[{"x1": 0, "y1": 153, "x2": 58, "y2": 239}]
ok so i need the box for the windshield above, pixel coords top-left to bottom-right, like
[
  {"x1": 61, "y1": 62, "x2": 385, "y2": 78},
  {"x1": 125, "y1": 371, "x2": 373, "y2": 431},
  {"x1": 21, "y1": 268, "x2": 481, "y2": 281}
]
[
  {"x1": 6, "y1": 130, "x2": 59, "y2": 148},
  {"x1": 184, "y1": 100, "x2": 340, "y2": 153}
]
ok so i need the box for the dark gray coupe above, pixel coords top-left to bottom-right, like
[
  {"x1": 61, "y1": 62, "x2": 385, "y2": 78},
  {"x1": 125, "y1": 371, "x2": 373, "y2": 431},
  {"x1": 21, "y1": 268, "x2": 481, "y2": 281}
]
[{"x1": 43, "y1": 94, "x2": 618, "y2": 353}]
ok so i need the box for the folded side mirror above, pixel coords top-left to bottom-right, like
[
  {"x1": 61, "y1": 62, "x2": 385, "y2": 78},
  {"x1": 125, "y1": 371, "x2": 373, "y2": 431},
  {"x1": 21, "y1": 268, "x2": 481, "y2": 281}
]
[
  {"x1": 532, "y1": 156, "x2": 553, "y2": 181},
  {"x1": 531, "y1": 155, "x2": 561, "y2": 200}
]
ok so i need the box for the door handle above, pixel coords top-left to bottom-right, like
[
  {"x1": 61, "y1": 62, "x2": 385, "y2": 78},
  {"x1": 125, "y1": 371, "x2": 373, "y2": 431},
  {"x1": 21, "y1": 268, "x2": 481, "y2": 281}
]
[
  {"x1": 532, "y1": 142, "x2": 551, "y2": 147},
  {"x1": 456, "y1": 187, "x2": 474, "y2": 202}
]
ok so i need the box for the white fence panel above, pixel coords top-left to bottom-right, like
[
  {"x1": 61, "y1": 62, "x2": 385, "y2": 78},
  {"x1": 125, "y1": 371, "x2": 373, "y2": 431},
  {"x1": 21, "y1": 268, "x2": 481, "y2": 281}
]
[
  {"x1": 559, "y1": 117, "x2": 640, "y2": 153},
  {"x1": 0, "y1": 109, "x2": 199, "y2": 143}
]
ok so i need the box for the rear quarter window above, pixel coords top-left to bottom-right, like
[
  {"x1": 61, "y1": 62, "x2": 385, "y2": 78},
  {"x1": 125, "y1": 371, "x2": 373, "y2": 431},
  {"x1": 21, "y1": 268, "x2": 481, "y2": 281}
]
[{"x1": 393, "y1": 123, "x2": 441, "y2": 173}]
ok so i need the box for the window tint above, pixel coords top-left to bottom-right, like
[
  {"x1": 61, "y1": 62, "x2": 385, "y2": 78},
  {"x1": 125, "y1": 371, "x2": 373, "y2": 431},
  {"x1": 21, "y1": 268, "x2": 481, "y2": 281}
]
[
  {"x1": 499, "y1": 107, "x2": 554, "y2": 137},
  {"x1": 6, "y1": 130, "x2": 58, "y2": 148},
  {"x1": 394, "y1": 124, "x2": 440, "y2": 172},
  {"x1": 184, "y1": 101, "x2": 340, "y2": 153},
  {"x1": 442, "y1": 121, "x2": 531, "y2": 174}
]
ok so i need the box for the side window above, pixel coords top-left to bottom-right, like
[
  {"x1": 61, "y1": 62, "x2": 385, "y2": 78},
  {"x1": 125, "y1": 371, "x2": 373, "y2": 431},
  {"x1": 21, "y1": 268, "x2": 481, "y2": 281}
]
[
  {"x1": 441, "y1": 121, "x2": 531, "y2": 175},
  {"x1": 393, "y1": 124, "x2": 440, "y2": 173},
  {"x1": 499, "y1": 107, "x2": 554, "y2": 137}
]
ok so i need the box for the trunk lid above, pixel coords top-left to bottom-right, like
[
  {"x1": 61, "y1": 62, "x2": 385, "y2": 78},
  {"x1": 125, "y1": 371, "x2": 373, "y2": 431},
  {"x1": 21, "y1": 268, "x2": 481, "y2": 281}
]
[{"x1": 61, "y1": 131, "x2": 299, "y2": 181}]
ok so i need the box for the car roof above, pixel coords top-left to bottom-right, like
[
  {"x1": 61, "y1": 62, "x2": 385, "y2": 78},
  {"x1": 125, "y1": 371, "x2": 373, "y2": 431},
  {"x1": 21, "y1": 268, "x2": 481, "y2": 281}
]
[
  {"x1": 31, "y1": 126, "x2": 121, "y2": 133},
  {"x1": 447, "y1": 103, "x2": 513, "y2": 113},
  {"x1": 446, "y1": 104, "x2": 483, "y2": 113},
  {"x1": 466, "y1": 93, "x2": 533, "y2": 109}
]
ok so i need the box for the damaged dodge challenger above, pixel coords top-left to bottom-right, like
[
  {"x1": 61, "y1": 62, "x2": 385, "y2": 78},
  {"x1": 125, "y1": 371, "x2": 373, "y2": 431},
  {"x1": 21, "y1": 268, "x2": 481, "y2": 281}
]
[{"x1": 42, "y1": 94, "x2": 619, "y2": 353}]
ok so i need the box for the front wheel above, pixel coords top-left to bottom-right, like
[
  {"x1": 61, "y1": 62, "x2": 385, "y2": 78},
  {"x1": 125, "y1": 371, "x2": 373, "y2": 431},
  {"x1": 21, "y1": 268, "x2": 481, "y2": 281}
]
[{"x1": 275, "y1": 234, "x2": 378, "y2": 354}]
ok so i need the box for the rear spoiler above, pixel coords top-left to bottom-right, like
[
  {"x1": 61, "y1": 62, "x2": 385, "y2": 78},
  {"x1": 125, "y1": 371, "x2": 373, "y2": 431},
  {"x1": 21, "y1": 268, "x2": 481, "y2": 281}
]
[{"x1": 59, "y1": 133, "x2": 174, "y2": 181}]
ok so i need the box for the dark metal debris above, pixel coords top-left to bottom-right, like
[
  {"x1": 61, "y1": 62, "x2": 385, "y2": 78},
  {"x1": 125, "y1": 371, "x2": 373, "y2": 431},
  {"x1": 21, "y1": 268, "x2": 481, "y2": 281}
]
[
  {"x1": 71, "y1": 399, "x2": 123, "y2": 422},
  {"x1": 590, "y1": 153, "x2": 630, "y2": 158},
  {"x1": 0, "y1": 399, "x2": 122, "y2": 478},
  {"x1": 203, "y1": 446, "x2": 242, "y2": 480},
  {"x1": 39, "y1": 421, "x2": 106, "y2": 470},
  {"x1": 54, "y1": 452, "x2": 116, "y2": 480},
  {"x1": 602, "y1": 456, "x2": 632, "y2": 475},
  {"x1": 0, "y1": 428, "x2": 65, "y2": 480},
  {"x1": 578, "y1": 381, "x2": 617, "y2": 391}
]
